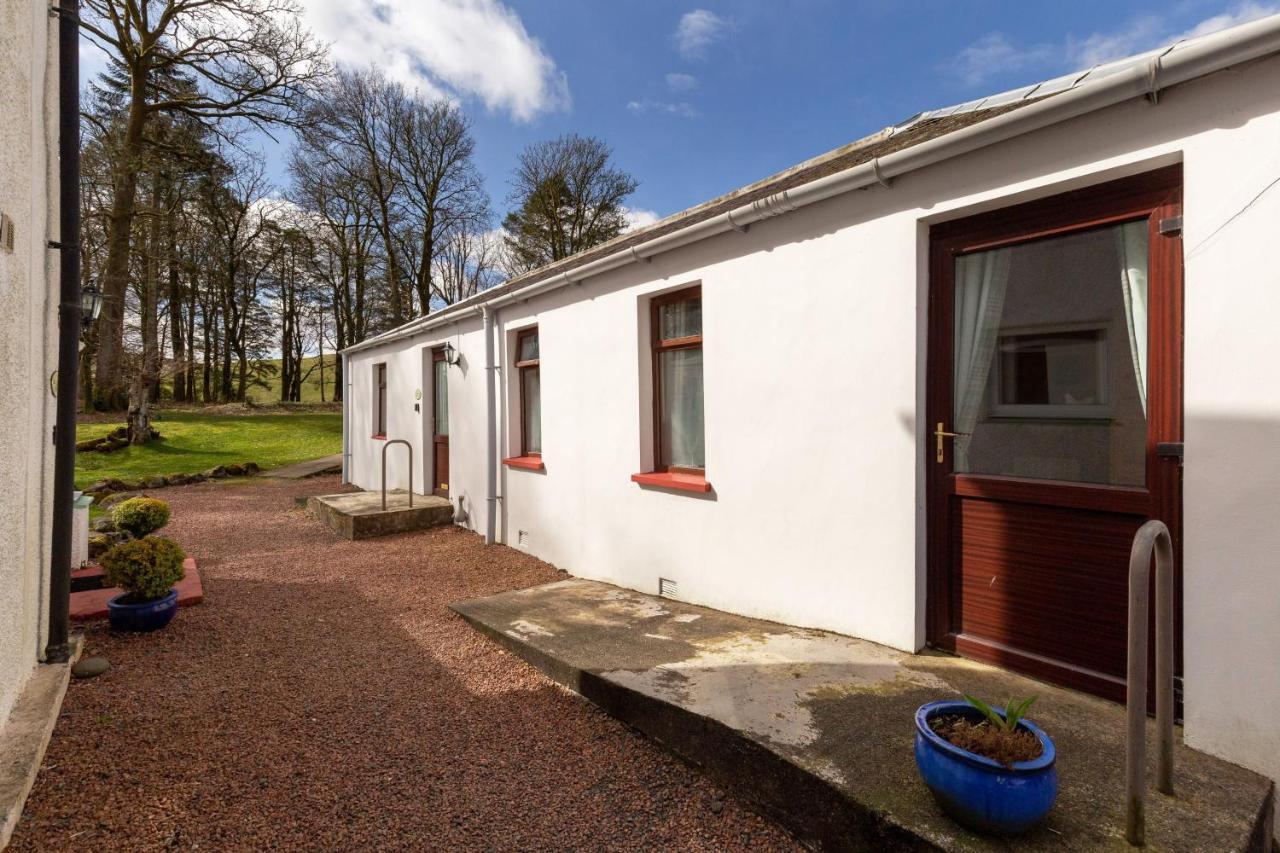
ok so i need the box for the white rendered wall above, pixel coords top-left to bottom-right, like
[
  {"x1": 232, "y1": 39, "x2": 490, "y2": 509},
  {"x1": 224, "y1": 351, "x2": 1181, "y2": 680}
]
[
  {"x1": 0, "y1": 0, "x2": 58, "y2": 731},
  {"x1": 348, "y1": 56, "x2": 1280, "y2": 796}
]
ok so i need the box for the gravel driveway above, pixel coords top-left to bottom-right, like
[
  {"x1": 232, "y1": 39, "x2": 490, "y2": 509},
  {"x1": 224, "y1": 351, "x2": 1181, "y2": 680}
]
[{"x1": 12, "y1": 475, "x2": 798, "y2": 851}]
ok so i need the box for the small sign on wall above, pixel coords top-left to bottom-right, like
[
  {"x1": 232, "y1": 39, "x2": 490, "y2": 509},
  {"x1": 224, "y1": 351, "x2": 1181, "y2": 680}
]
[{"x1": 0, "y1": 212, "x2": 14, "y2": 254}]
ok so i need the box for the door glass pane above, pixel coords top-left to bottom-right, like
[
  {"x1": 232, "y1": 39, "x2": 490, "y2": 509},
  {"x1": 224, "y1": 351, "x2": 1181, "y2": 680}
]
[
  {"x1": 952, "y1": 221, "x2": 1148, "y2": 486},
  {"x1": 659, "y1": 347, "x2": 705, "y2": 468},
  {"x1": 658, "y1": 296, "x2": 701, "y2": 341},
  {"x1": 434, "y1": 358, "x2": 449, "y2": 437},
  {"x1": 522, "y1": 366, "x2": 541, "y2": 454}
]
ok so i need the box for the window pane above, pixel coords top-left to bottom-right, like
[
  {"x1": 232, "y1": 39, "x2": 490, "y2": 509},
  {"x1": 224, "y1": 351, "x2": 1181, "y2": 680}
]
[
  {"x1": 519, "y1": 330, "x2": 539, "y2": 362},
  {"x1": 952, "y1": 222, "x2": 1147, "y2": 486},
  {"x1": 659, "y1": 347, "x2": 704, "y2": 468},
  {"x1": 522, "y1": 366, "x2": 541, "y2": 454},
  {"x1": 658, "y1": 296, "x2": 701, "y2": 341},
  {"x1": 375, "y1": 364, "x2": 386, "y2": 435},
  {"x1": 434, "y1": 358, "x2": 449, "y2": 437},
  {"x1": 998, "y1": 330, "x2": 1106, "y2": 406}
]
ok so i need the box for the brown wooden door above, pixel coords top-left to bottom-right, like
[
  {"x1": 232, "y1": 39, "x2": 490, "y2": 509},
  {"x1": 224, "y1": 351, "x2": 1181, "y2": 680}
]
[
  {"x1": 432, "y1": 348, "x2": 449, "y2": 498},
  {"x1": 926, "y1": 167, "x2": 1183, "y2": 703}
]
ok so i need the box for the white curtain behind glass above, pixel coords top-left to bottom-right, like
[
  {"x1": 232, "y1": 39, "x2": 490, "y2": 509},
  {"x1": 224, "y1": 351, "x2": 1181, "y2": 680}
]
[
  {"x1": 434, "y1": 359, "x2": 449, "y2": 436},
  {"x1": 523, "y1": 367, "x2": 541, "y2": 453},
  {"x1": 1116, "y1": 220, "x2": 1149, "y2": 416},
  {"x1": 661, "y1": 349, "x2": 704, "y2": 468},
  {"x1": 953, "y1": 248, "x2": 1012, "y2": 469}
]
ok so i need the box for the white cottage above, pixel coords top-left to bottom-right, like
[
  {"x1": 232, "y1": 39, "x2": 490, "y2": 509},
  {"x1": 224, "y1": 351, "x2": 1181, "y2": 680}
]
[{"x1": 343, "y1": 16, "x2": 1280, "y2": 806}]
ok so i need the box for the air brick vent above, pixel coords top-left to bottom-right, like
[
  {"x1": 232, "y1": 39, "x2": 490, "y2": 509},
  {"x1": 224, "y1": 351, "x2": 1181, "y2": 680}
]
[{"x1": 658, "y1": 578, "x2": 678, "y2": 599}]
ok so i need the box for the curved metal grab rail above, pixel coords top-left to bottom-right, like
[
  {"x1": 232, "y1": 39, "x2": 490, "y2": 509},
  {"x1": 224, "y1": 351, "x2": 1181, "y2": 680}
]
[
  {"x1": 381, "y1": 439, "x2": 413, "y2": 511},
  {"x1": 1125, "y1": 519, "x2": 1175, "y2": 846}
]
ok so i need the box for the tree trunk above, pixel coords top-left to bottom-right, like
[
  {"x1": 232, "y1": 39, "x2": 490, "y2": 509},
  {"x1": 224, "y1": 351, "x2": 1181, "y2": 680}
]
[
  {"x1": 140, "y1": 185, "x2": 161, "y2": 410},
  {"x1": 318, "y1": 321, "x2": 326, "y2": 403},
  {"x1": 126, "y1": 373, "x2": 152, "y2": 445},
  {"x1": 168, "y1": 211, "x2": 186, "y2": 402},
  {"x1": 95, "y1": 68, "x2": 149, "y2": 410},
  {"x1": 79, "y1": 330, "x2": 97, "y2": 413}
]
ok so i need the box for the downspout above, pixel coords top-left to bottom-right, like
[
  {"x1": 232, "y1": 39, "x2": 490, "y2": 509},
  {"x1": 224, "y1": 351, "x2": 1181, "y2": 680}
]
[
  {"x1": 482, "y1": 305, "x2": 498, "y2": 544},
  {"x1": 340, "y1": 351, "x2": 350, "y2": 484},
  {"x1": 46, "y1": 0, "x2": 81, "y2": 663}
]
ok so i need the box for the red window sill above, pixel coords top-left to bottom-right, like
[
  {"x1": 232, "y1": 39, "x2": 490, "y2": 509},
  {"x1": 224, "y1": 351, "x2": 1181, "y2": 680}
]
[
  {"x1": 630, "y1": 471, "x2": 711, "y2": 493},
  {"x1": 503, "y1": 455, "x2": 545, "y2": 471}
]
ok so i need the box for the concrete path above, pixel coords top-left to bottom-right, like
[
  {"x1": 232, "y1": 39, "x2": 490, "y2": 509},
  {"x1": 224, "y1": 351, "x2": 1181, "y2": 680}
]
[
  {"x1": 0, "y1": 638, "x2": 81, "y2": 849},
  {"x1": 261, "y1": 453, "x2": 342, "y2": 479},
  {"x1": 453, "y1": 579, "x2": 1274, "y2": 852}
]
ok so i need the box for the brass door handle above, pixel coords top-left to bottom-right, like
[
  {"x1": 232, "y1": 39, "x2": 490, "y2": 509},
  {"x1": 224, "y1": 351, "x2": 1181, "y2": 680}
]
[{"x1": 935, "y1": 422, "x2": 968, "y2": 463}]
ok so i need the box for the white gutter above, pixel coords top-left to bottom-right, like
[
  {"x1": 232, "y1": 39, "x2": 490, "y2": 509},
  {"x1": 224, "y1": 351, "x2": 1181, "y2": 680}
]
[{"x1": 343, "y1": 14, "x2": 1280, "y2": 357}]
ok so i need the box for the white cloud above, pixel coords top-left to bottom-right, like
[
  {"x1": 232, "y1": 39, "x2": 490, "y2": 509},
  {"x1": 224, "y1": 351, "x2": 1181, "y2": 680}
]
[
  {"x1": 666, "y1": 72, "x2": 698, "y2": 92},
  {"x1": 297, "y1": 0, "x2": 569, "y2": 122},
  {"x1": 1175, "y1": 1, "x2": 1278, "y2": 39},
  {"x1": 674, "y1": 9, "x2": 730, "y2": 61},
  {"x1": 954, "y1": 33, "x2": 1055, "y2": 87},
  {"x1": 627, "y1": 98, "x2": 701, "y2": 118},
  {"x1": 623, "y1": 207, "x2": 661, "y2": 232},
  {"x1": 952, "y1": 3, "x2": 1279, "y2": 88}
]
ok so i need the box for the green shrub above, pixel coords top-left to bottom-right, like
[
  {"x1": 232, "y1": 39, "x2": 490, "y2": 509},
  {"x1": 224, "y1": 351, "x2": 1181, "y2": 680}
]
[
  {"x1": 111, "y1": 497, "x2": 171, "y2": 538},
  {"x1": 100, "y1": 536, "x2": 186, "y2": 601}
]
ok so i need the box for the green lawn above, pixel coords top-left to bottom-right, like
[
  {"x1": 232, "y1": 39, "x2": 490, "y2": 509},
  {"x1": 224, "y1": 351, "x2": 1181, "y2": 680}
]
[{"x1": 76, "y1": 412, "x2": 342, "y2": 488}]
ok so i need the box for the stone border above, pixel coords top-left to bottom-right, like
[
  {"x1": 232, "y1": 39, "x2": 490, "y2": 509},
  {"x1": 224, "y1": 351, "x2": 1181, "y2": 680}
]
[{"x1": 82, "y1": 461, "x2": 261, "y2": 505}]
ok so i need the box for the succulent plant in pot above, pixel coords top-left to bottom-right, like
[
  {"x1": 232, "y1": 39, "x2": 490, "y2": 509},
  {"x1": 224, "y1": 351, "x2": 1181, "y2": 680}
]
[
  {"x1": 913, "y1": 694, "x2": 1057, "y2": 836},
  {"x1": 99, "y1": 502, "x2": 186, "y2": 632}
]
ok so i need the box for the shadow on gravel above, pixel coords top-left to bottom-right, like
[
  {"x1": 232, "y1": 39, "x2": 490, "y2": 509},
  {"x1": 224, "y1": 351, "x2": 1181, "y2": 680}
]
[{"x1": 12, "y1": 480, "x2": 798, "y2": 851}]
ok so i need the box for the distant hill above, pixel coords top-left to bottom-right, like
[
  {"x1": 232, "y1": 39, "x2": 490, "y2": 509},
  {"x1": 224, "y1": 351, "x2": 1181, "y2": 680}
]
[{"x1": 247, "y1": 354, "x2": 337, "y2": 404}]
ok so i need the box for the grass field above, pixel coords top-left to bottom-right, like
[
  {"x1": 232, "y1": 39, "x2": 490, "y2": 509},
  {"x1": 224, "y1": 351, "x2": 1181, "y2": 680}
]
[
  {"x1": 76, "y1": 411, "x2": 342, "y2": 488},
  {"x1": 244, "y1": 355, "x2": 338, "y2": 404}
]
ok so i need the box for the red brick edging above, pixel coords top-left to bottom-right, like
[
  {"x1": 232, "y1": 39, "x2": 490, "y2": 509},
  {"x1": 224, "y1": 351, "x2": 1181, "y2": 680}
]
[{"x1": 70, "y1": 557, "x2": 203, "y2": 621}]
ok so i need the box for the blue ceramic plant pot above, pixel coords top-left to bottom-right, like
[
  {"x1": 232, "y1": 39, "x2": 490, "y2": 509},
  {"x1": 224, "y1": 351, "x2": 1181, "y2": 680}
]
[
  {"x1": 107, "y1": 588, "x2": 179, "y2": 632},
  {"x1": 914, "y1": 700, "x2": 1058, "y2": 836}
]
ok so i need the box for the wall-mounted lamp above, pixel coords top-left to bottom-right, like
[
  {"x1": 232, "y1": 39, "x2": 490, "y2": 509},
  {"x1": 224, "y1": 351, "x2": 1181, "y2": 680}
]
[
  {"x1": 80, "y1": 280, "x2": 103, "y2": 331},
  {"x1": 442, "y1": 342, "x2": 461, "y2": 366}
]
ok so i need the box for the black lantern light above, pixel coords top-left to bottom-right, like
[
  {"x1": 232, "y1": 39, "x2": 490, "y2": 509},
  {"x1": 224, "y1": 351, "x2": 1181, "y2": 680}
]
[
  {"x1": 80, "y1": 281, "x2": 102, "y2": 330},
  {"x1": 442, "y1": 341, "x2": 461, "y2": 366}
]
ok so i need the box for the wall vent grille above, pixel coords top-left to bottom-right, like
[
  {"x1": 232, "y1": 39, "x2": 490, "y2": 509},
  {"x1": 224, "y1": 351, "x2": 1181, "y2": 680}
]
[
  {"x1": 517, "y1": 529, "x2": 529, "y2": 546},
  {"x1": 658, "y1": 578, "x2": 678, "y2": 599}
]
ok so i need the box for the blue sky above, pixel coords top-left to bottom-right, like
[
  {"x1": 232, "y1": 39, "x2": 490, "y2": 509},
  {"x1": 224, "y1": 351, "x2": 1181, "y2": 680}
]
[{"x1": 89, "y1": 1, "x2": 1278, "y2": 225}]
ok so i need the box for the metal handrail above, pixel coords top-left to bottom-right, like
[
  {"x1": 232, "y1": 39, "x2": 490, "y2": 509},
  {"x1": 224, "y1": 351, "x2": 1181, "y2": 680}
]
[
  {"x1": 380, "y1": 439, "x2": 413, "y2": 511},
  {"x1": 1125, "y1": 519, "x2": 1175, "y2": 846}
]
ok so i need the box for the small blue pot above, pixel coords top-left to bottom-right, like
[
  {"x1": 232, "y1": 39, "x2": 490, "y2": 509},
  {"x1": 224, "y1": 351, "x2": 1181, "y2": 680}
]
[
  {"x1": 107, "y1": 588, "x2": 179, "y2": 632},
  {"x1": 914, "y1": 700, "x2": 1057, "y2": 836}
]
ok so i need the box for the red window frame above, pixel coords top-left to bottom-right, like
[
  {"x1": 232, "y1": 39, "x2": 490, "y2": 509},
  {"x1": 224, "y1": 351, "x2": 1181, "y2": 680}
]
[
  {"x1": 373, "y1": 362, "x2": 387, "y2": 439},
  {"x1": 650, "y1": 285, "x2": 703, "y2": 475}
]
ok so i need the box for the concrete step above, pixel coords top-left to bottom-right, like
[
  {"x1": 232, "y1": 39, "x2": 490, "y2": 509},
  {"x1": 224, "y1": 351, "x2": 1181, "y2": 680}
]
[
  {"x1": 308, "y1": 490, "x2": 453, "y2": 540},
  {"x1": 452, "y1": 579, "x2": 1274, "y2": 852}
]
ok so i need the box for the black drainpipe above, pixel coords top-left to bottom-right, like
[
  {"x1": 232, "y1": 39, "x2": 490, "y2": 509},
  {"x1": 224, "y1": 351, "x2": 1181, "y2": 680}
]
[{"x1": 45, "y1": 0, "x2": 81, "y2": 663}]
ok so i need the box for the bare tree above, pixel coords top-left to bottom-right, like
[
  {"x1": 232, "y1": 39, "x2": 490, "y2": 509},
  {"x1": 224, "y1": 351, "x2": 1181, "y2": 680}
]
[
  {"x1": 79, "y1": 0, "x2": 328, "y2": 408},
  {"x1": 433, "y1": 226, "x2": 500, "y2": 305},
  {"x1": 391, "y1": 100, "x2": 489, "y2": 314},
  {"x1": 502, "y1": 134, "x2": 638, "y2": 274},
  {"x1": 302, "y1": 68, "x2": 411, "y2": 325}
]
